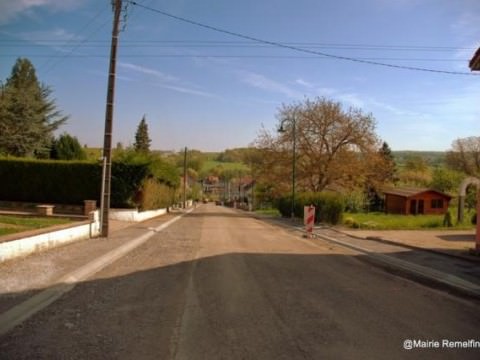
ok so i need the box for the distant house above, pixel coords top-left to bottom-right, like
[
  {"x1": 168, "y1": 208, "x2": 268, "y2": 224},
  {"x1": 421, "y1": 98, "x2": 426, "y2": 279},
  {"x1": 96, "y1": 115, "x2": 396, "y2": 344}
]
[{"x1": 383, "y1": 187, "x2": 451, "y2": 215}]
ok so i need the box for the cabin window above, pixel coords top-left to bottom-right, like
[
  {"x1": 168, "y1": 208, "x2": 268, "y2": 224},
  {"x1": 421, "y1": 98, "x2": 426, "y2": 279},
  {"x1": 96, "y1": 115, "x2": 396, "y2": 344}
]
[{"x1": 431, "y1": 199, "x2": 444, "y2": 209}]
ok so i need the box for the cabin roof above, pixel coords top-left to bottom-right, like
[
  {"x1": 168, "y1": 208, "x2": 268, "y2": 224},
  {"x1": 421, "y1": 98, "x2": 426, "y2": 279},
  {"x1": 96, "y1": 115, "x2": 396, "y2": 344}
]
[{"x1": 382, "y1": 187, "x2": 452, "y2": 199}]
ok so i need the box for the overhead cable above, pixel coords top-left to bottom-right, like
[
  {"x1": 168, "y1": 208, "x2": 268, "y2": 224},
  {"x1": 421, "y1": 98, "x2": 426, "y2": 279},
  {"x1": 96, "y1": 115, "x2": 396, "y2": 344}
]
[{"x1": 127, "y1": 0, "x2": 479, "y2": 76}]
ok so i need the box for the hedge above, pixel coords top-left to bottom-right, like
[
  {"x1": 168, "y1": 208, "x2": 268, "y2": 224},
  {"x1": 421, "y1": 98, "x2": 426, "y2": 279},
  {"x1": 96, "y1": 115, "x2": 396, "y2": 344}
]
[
  {"x1": 275, "y1": 192, "x2": 344, "y2": 225},
  {"x1": 0, "y1": 157, "x2": 179, "y2": 208}
]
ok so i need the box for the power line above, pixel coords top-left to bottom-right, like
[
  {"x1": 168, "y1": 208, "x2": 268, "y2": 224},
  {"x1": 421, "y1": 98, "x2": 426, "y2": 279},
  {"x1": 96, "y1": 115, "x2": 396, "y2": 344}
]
[
  {"x1": 39, "y1": 3, "x2": 111, "y2": 74},
  {"x1": 0, "y1": 54, "x2": 468, "y2": 61},
  {"x1": 0, "y1": 39, "x2": 474, "y2": 52},
  {"x1": 127, "y1": 0, "x2": 479, "y2": 76}
]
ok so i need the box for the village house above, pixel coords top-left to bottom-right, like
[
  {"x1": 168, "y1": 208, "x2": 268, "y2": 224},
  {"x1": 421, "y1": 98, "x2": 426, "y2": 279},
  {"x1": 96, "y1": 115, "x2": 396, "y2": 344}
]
[{"x1": 383, "y1": 187, "x2": 452, "y2": 215}]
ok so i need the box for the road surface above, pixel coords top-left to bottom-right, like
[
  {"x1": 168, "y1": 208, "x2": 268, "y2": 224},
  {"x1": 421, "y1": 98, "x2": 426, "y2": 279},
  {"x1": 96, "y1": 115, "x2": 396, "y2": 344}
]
[{"x1": 1, "y1": 204, "x2": 479, "y2": 359}]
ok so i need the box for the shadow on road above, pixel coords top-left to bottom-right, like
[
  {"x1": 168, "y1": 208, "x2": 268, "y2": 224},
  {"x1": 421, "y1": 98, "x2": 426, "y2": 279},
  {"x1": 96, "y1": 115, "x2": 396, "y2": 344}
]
[
  {"x1": 1, "y1": 250, "x2": 480, "y2": 360},
  {"x1": 437, "y1": 234, "x2": 476, "y2": 242}
]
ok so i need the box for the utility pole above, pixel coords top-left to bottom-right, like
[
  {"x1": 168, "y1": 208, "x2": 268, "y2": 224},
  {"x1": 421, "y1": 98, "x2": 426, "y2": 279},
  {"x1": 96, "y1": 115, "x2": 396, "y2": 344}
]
[
  {"x1": 101, "y1": 0, "x2": 122, "y2": 237},
  {"x1": 291, "y1": 116, "x2": 296, "y2": 219},
  {"x1": 183, "y1": 147, "x2": 187, "y2": 209}
]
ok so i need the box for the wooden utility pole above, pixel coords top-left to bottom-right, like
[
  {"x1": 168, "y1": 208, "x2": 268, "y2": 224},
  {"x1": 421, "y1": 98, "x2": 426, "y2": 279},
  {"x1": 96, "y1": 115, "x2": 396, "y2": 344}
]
[
  {"x1": 183, "y1": 147, "x2": 187, "y2": 209},
  {"x1": 101, "y1": 0, "x2": 122, "y2": 237}
]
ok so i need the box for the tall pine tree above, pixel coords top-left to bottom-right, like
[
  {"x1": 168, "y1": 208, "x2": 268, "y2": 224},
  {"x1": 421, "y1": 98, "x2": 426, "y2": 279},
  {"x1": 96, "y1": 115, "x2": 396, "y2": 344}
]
[
  {"x1": 379, "y1": 141, "x2": 396, "y2": 182},
  {"x1": 0, "y1": 58, "x2": 67, "y2": 157},
  {"x1": 134, "y1": 115, "x2": 151, "y2": 153}
]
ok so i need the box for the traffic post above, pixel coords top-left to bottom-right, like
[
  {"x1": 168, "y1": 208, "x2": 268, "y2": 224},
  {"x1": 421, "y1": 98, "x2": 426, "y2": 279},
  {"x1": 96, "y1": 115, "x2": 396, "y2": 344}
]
[{"x1": 304, "y1": 205, "x2": 315, "y2": 238}]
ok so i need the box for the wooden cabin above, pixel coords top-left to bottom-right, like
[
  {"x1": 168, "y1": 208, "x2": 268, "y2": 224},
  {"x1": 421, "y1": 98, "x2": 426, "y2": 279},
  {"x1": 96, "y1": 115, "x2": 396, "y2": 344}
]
[{"x1": 383, "y1": 187, "x2": 451, "y2": 215}]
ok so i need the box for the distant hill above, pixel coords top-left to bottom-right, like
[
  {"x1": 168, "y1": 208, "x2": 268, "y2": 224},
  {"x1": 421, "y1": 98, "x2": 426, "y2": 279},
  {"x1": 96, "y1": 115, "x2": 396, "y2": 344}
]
[{"x1": 392, "y1": 151, "x2": 446, "y2": 167}]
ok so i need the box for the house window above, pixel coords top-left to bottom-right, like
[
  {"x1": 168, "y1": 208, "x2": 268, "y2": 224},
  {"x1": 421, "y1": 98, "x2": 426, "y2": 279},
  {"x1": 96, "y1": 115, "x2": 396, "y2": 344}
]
[{"x1": 431, "y1": 199, "x2": 444, "y2": 209}]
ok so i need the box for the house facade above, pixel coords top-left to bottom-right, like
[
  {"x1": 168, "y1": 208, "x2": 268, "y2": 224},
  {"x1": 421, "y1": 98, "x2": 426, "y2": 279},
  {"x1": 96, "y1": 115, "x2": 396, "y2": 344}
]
[{"x1": 383, "y1": 187, "x2": 451, "y2": 215}]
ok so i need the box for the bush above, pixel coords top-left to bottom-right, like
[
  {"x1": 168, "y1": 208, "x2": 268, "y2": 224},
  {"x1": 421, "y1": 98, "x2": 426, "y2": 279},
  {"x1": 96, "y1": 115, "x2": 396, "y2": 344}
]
[
  {"x1": 0, "y1": 157, "x2": 179, "y2": 208},
  {"x1": 275, "y1": 192, "x2": 344, "y2": 225},
  {"x1": 472, "y1": 213, "x2": 477, "y2": 225},
  {"x1": 0, "y1": 158, "x2": 101, "y2": 204},
  {"x1": 138, "y1": 178, "x2": 176, "y2": 210},
  {"x1": 442, "y1": 211, "x2": 453, "y2": 227},
  {"x1": 344, "y1": 216, "x2": 360, "y2": 228},
  {"x1": 50, "y1": 133, "x2": 86, "y2": 160}
]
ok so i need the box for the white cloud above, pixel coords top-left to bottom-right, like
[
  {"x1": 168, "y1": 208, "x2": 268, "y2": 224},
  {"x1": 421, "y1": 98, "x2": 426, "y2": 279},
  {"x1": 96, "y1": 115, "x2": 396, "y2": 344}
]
[
  {"x1": 118, "y1": 62, "x2": 179, "y2": 83},
  {"x1": 368, "y1": 98, "x2": 423, "y2": 118},
  {"x1": 337, "y1": 93, "x2": 365, "y2": 108},
  {"x1": 16, "y1": 27, "x2": 83, "y2": 44},
  {"x1": 239, "y1": 71, "x2": 302, "y2": 98},
  {"x1": 295, "y1": 78, "x2": 314, "y2": 88},
  {"x1": 157, "y1": 85, "x2": 217, "y2": 98},
  {"x1": 0, "y1": 0, "x2": 82, "y2": 24},
  {"x1": 451, "y1": 11, "x2": 480, "y2": 41},
  {"x1": 119, "y1": 62, "x2": 217, "y2": 98},
  {"x1": 87, "y1": 69, "x2": 133, "y2": 82}
]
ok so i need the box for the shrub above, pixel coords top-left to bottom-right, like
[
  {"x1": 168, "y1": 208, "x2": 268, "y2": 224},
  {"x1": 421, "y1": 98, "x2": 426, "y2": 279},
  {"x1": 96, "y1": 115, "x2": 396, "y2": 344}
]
[
  {"x1": 0, "y1": 158, "x2": 100, "y2": 204},
  {"x1": 0, "y1": 156, "x2": 179, "y2": 208},
  {"x1": 343, "y1": 216, "x2": 360, "y2": 228},
  {"x1": 275, "y1": 192, "x2": 344, "y2": 225},
  {"x1": 442, "y1": 211, "x2": 453, "y2": 227},
  {"x1": 138, "y1": 178, "x2": 176, "y2": 210},
  {"x1": 50, "y1": 133, "x2": 86, "y2": 160}
]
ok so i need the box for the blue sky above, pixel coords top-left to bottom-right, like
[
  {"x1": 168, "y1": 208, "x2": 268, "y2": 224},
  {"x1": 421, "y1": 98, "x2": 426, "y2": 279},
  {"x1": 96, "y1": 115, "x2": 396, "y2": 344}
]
[{"x1": 1, "y1": 0, "x2": 479, "y2": 152}]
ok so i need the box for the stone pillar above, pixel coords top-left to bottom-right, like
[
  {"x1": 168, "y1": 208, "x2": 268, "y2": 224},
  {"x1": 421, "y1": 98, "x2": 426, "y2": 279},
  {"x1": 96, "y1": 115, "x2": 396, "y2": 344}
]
[
  {"x1": 476, "y1": 192, "x2": 480, "y2": 252},
  {"x1": 84, "y1": 200, "x2": 97, "y2": 217},
  {"x1": 37, "y1": 205, "x2": 54, "y2": 216},
  {"x1": 458, "y1": 196, "x2": 465, "y2": 223}
]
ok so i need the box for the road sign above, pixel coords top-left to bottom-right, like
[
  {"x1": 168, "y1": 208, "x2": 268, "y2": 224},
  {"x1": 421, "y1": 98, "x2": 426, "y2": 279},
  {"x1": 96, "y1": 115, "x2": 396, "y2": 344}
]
[{"x1": 304, "y1": 205, "x2": 315, "y2": 238}]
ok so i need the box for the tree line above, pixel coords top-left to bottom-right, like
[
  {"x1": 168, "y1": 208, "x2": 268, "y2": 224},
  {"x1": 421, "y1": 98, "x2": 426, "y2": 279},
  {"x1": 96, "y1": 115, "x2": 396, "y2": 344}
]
[
  {"x1": 249, "y1": 97, "x2": 479, "y2": 211},
  {"x1": 2, "y1": 57, "x2": 477, "y2": 211}
]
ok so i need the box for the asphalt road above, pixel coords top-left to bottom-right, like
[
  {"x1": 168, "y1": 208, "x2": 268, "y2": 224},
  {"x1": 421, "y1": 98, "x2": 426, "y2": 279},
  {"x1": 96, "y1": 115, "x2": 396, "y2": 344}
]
[{"x1": 1, "y1": 204, "x2": 479, "y2": 359}]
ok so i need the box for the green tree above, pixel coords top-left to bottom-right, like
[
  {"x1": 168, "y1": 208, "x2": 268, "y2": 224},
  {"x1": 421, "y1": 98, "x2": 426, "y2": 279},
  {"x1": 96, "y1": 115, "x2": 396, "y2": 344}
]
[
  {"x1": 429, "y1": 167, "x2": 464, "y2": 194},
  {"x1": 397, "y1": 154, "x2": 432, "y2": 187},
  {"x1": 404, "y1": 154, "x2": 429, "y2": 172},
  {"x1": 0, "y1": 58, "x2": 67, "y2": 157},
  {"x1": 134, "y1": 115, "x2": 151, "y2": 153},
  {"x1": 51, "y1": 133, "x2": 86, "y2": 160},
  {"x1": 379, "y1": 141, "x2": 396, "y2": 181}
]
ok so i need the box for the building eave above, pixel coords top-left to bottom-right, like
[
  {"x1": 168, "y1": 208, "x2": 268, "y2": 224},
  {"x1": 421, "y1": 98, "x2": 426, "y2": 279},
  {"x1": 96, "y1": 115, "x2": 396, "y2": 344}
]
[
  {"x1": 469, "y1": 47, "x2": 480, "y2": 71},
  {"x1": 382, "y1": 187, "x2": 452, "y2": 199}
]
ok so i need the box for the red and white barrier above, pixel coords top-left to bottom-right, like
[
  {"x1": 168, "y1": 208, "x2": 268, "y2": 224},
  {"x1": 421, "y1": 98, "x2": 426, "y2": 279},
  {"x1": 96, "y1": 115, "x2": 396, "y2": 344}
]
[{"x1": 304, "y1": 205, "x2": 315, "y2": 238}]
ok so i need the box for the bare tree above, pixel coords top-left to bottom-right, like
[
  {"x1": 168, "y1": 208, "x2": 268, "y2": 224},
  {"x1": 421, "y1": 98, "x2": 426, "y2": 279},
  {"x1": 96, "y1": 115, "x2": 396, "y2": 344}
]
[
  {"x1": 252, "y1": 97, "x2": 383, "y2": 195},
  {"x1": 446, "y1": 137, "x2": 480, "y2": 176}
]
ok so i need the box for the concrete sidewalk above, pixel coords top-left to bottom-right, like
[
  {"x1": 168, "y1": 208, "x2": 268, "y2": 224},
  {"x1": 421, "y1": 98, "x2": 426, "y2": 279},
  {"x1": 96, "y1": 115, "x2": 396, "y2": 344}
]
[
  {"x1": 336, "y1": 228, "x2": 480, "y2": 263},
  {"x1": 312, "y1": 227, "x2": 480, "y2": 299},
  {"x1": 251, "y1": 213, "x2": 480, "y2": 299}
]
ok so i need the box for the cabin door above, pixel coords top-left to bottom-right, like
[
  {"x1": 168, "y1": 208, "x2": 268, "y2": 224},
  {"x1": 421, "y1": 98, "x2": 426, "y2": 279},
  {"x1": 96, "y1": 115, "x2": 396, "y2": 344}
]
[
  {"x1": 410, "y1": 200, "x2": 416, "y2": 215},
  {"x1": 418, "y1": 200, "x2": 424, "y2": 214}
]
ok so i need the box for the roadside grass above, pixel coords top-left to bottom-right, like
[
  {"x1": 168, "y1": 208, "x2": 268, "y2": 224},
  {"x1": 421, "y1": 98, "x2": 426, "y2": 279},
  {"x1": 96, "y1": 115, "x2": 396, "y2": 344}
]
[
  {"x1": 0, "y1": 215, "x2": 72, "y2": 237},
  {"x1": 254, "y1": 208, "x2": 281, "y2": 217},
  {"x1": 342, "y1": 211, "x2": 476, "y2": 230}
]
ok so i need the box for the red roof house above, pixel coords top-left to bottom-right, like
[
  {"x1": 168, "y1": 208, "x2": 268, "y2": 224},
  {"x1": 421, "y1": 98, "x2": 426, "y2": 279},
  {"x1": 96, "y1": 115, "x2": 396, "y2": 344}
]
[{"x1": 383, "y1": 187, "x2": 452, "y2": 215}]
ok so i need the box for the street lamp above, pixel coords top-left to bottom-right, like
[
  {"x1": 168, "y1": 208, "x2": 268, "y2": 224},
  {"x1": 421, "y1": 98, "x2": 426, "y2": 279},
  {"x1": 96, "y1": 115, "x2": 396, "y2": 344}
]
[{"x1": 278, "y1": 114, "x2": 297, "y2": 219}]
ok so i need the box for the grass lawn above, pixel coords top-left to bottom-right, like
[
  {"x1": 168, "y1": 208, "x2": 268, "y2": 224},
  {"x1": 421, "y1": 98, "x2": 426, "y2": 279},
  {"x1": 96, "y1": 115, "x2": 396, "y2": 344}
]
[
  {"x1": 254, "y1": 208, "x2": 281, "y2": 217},
  {"x1": 342, "y1": 211, "x2": 476, "y2": 230},
  {"x1": 0, "y1": 215, "x2": 72, "y2": 237}
]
